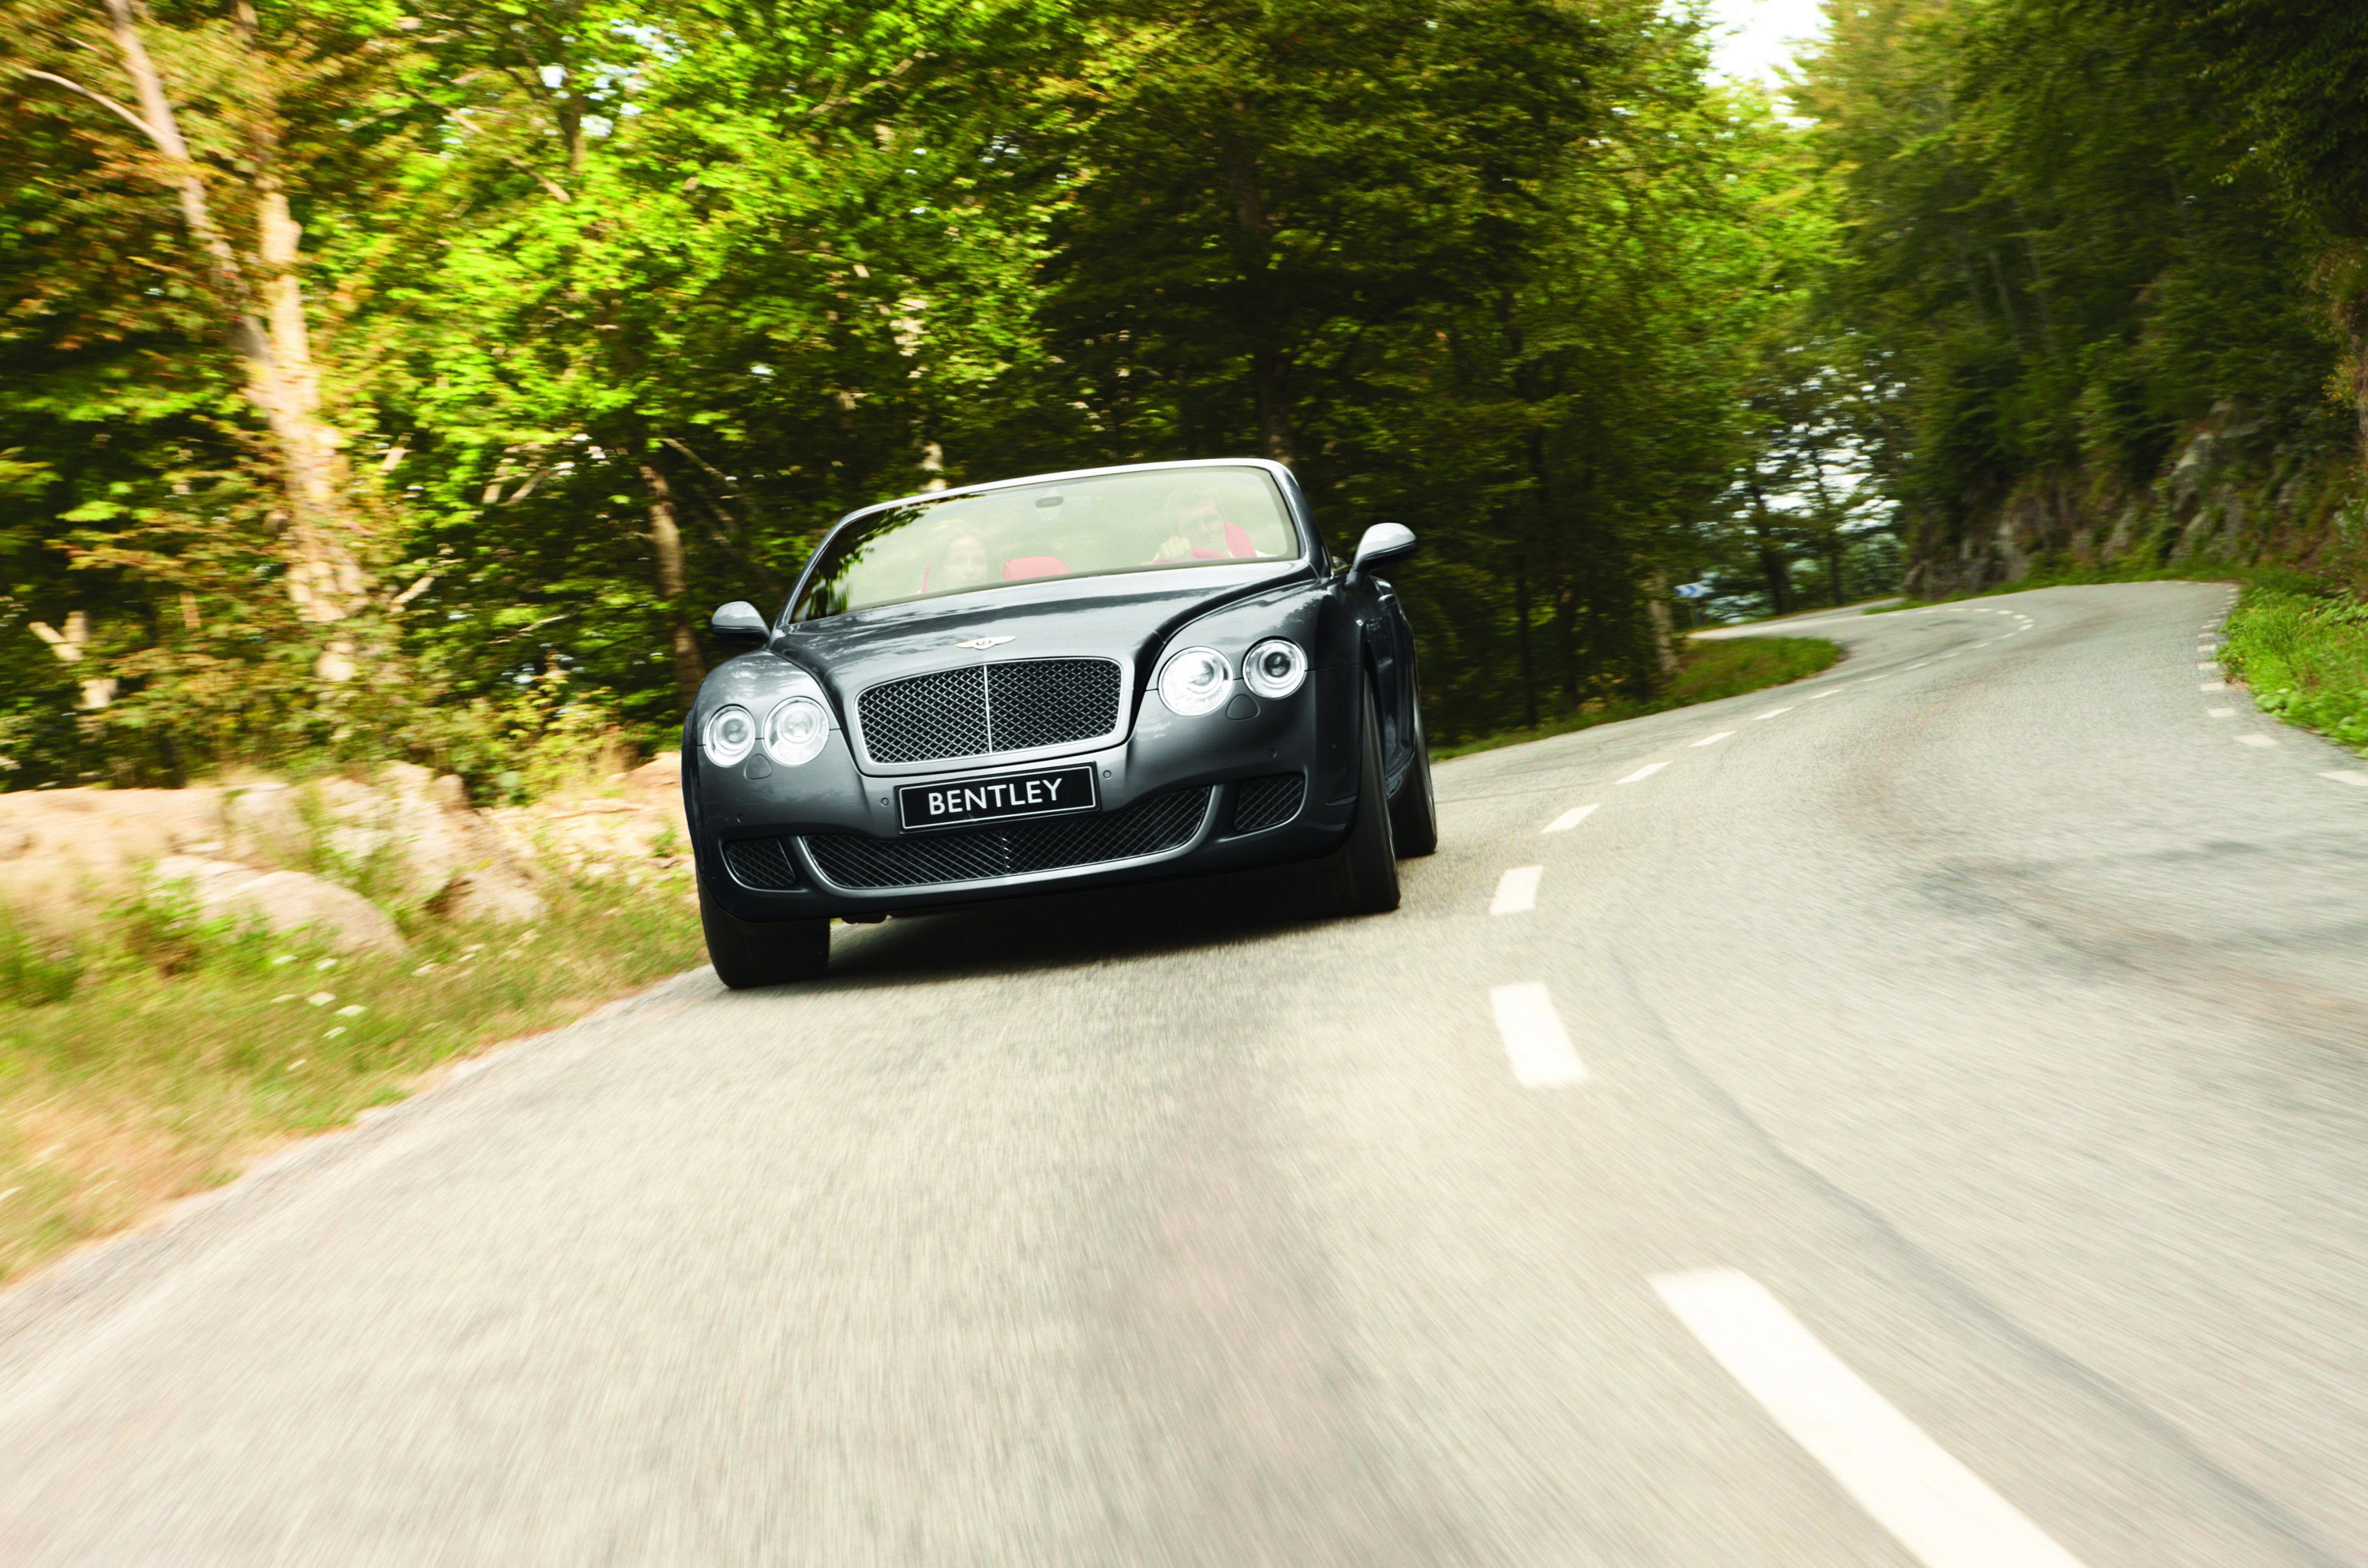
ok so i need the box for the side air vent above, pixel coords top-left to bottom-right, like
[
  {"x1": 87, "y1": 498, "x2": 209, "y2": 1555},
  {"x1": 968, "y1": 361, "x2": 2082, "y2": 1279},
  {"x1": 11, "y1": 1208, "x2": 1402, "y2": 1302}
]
[
  {"x1": 721, "y1": 836, "x2": 802, "y2": 891},
  {"x1": 1229, "y1": 773, "x2": 1306, "y2": 834}
]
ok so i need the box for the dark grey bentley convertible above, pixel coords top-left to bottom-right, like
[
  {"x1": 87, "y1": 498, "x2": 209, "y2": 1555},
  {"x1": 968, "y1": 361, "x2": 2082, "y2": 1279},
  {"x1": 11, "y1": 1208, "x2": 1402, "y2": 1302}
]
[{"x1": 684, "y1": 458, "x2": 1435, "y2": 986}]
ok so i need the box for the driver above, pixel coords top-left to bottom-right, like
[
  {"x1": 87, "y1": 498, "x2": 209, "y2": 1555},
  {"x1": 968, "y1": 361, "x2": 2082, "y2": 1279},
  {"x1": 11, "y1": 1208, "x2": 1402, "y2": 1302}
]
[{"x1": 1153, "y1": 491, "x2": 1259, "y2": 563}]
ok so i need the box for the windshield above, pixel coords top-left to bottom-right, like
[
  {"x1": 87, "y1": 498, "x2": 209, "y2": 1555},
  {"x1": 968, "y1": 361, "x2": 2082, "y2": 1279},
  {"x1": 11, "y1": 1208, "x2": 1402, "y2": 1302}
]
[{"x1": 791, "y1": 465, "x2": 1300, "y2": 621}]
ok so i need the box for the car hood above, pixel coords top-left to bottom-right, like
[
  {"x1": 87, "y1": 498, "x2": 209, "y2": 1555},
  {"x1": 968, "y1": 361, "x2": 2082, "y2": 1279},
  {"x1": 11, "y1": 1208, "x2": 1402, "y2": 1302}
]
[{"x1": 773, "y1": 562, "x2": 1314, "y2": 703}]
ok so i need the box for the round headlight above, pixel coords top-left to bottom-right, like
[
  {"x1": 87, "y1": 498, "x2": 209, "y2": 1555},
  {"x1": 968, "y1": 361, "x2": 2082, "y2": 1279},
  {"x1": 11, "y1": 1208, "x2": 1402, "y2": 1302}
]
[
  {"x1": 1158, "y1": 646, "x2": 1232, "y2": 716},
  {"x1": 764, "y1": 695, "x2": 830, "y2": 766},
  {"x1": 1242, "y1": 638, "x2": 1308, "y2": 699},
  {"x1": 702, "y1": 703, "x2": 757, "y2": 767}
]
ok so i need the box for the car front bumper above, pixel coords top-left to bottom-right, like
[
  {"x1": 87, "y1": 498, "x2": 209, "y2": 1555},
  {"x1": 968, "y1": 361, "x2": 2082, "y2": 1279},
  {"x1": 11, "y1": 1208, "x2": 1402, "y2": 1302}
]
[{"x1": 691, "y1": 664, "x2": 1363, "y2": 922}]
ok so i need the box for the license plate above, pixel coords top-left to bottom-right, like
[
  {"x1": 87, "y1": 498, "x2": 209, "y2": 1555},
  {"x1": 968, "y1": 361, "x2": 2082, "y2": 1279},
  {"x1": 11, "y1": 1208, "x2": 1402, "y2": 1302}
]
[{"x1": 897, "y1": 765, "x2": 1098, "y2": 832}]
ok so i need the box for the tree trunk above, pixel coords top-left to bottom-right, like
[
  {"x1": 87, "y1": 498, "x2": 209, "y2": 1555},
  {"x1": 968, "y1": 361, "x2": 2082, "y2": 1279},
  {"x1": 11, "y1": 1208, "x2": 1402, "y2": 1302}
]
[
  {"x1": 1513, "y1": 553, "x2": 1538, "y2": 729},
  {"x1": 2336, "y1": 258, "x2": 2368, "y2": 471},
  {"x1": 104, "y1": 0, "x2": 367, "y2": 668},
  {"x1": 1251, "y1": 346, "x2": 1296, "y2": 465},
  {"x1": 1747, "y1": 477, "x2": 1793, "y2": 616},
  {"x1": 1643, "y1": 574, "x2": 1680, "y2": 684},
  {"x1": 1553, "y1": 575, "x2": 1578, "y2": 707},
  {"x1": 1227, "y1": 161, "x2": 1295, "y2": 465},
  {"x1": 641, "y1": 462, "x2": 706, "y2": 713}
]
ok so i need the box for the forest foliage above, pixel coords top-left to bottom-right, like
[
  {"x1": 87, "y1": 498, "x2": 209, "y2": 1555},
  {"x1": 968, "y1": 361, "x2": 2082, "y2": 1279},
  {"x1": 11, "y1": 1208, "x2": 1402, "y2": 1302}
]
[
  {"x1": 2, "y1": 0, "x2": 1858, "y2": 786},
  {"x1": 1792, "y1": 0, "x2": 2368, "y2": 593},
  {"x1": 7, "y1": 0, "x2": 2366, "y2": 791}
]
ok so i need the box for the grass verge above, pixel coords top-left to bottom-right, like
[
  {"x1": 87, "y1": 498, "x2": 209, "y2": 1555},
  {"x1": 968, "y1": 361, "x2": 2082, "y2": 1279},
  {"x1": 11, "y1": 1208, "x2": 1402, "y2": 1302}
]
[
  {"x1": 0, "y1": 870, "x2": 703, "y2": 1287},
  {"x1": 1432, "y1": 635, "x2": 1842, "y2": 762},
  {"x1": 2221, "y1": 585, "x2": 2368, "y2": 754}
]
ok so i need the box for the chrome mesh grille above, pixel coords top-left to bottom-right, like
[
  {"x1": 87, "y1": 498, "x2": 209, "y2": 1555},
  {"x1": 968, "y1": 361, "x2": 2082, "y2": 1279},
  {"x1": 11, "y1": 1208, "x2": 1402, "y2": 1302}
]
[
  {"x1": 987, "y1": 659, "x2": 1122, "y2": 752},
  {"x1": 804, "y1": 788, "x2": 1210, "y2": 890},
  {"x1": 856, "y1": 658, "x2": 1121, "y2": 765},
  {"x1": 1229, "y1": 773, "x2": 1305, "y2": 834},
  {"x1": 721, "y1": 836, "x2": 801, "y2": 890},
  {"x1": 856, "y1": 668, "x2": 990, "y2": 765}
]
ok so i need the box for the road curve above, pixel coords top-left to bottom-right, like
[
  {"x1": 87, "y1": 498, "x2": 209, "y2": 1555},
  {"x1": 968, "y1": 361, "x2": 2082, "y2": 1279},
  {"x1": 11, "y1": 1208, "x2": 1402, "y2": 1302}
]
[{"x1": 6, "y1": 582, "x2": 2368, "y2": 1566}]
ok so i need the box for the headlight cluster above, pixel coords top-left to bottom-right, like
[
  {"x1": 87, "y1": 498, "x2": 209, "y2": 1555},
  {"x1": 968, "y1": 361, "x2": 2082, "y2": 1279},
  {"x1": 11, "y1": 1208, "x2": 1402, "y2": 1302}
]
[
  {"x1": 1242, "y1": 638, "x2": 1308, "y2": 699},
  {"x1": 1158, "y1": 646, "x2": 1232, "y2": 716},
  {"x1": 1159, "y1": 638, "x2": 1308, "y2": 714},
  {"x1": 703, "y1": 696, "x2": 832, "y2": 767}
]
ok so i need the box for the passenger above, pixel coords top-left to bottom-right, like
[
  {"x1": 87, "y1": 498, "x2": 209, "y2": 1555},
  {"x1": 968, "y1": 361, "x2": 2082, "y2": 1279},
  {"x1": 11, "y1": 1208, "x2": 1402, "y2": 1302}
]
[{"x1": 930, "y1": 532, "x2": 995, "y2": 591}]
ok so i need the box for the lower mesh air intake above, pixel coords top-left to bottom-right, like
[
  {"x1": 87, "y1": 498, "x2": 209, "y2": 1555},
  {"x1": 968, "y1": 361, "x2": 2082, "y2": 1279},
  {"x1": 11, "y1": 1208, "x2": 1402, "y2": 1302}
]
[{"x1": 804, "y1": 788, "x2": 1212, "y2": 890}]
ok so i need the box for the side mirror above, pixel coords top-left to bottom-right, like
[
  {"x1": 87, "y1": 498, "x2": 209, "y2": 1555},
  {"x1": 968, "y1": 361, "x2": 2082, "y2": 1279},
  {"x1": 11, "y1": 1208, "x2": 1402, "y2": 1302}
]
[
  {"x1": 710, "y1": 601, "x2": 770, "y2": 648},
  {"x1": 1348, "y1": 522, "x2": 1418, "y2": 579}
]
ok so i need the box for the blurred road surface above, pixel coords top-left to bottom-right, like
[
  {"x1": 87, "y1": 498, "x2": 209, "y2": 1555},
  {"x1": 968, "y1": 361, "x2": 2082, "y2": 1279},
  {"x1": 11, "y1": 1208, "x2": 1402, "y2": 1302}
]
[{"x1": 6, "y1": 582, "x2": 2368, "y2": 1566}]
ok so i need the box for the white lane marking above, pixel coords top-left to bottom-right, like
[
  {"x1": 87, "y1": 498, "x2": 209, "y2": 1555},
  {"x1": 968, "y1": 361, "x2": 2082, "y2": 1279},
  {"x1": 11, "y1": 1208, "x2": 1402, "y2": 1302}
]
[
  {"x1": 2197, "y1": 662, "x2": 2219, "y2": 672},
  {"x1": 1941, "y1": 652, "x2": 1958, "y2": 659},
  {"x1": 1808, "y1": 688, "x2": 1841, "y2": 700},
  {"x1": 1973, "y1": 641, "x2": 1992, "y2": 648},
  {"x1": 2207, "y1": 707, "x2": 2235, "y2": 718},
  {"x1": 1491, "y1": 983, "x2": 1586, "y2": 1087},
  {"x1": 1693, "y1": 731, "x2": 1735, "y2": 747},
  {"x1": 1491, "y1": 865, "x2": 1543, "y2": 915},
  {"x1": 1905, "y1": 661, "x2": 1930, "y2": 669},
  {"x1": 2199, "y1": 681, "x2": 2226, "y2": 691},
  {"x1": 1861, "y1": 675, "x2": 1887, "y2": 682},
  {"x1": 1619, "y1": 762, "x2": 1669, "y2": 784},
  {"x1": 1653, "y1": 1270, "x2": 2088, "y2": 1568},
  {"x1": 2236, "y1": 734, "x2": 2276, "y2": 748},
  {"x1": 1543, "y1": 803, "x2": 1599, "y2": 833},
  {"x1": 2322, "y1": 771, "x2": 2368, "y2": 787},
  {"x1": 1755, "y1": 707, "x2": 1794, "y2": 720}
]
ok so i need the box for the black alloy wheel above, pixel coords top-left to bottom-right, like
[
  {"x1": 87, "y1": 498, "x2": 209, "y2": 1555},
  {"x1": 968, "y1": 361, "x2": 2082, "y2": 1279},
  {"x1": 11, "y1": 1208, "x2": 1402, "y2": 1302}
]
[
  {"x1": 699, "y1": 875, "x2": 831, "y2": 988},
  {"x1": 1307, "y1": 679, "x2": 1402, "y2": 916},
  {"x1": 1388, "y1": 686, "x2": 1438, "y2": 858}
]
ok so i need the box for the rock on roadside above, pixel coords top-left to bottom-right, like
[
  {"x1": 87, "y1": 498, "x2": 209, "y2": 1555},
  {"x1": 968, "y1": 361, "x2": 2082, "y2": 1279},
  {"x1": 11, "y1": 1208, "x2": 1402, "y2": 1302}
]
[{"x1": 148, "y1": 856, "x2": 407, "y2": 956}]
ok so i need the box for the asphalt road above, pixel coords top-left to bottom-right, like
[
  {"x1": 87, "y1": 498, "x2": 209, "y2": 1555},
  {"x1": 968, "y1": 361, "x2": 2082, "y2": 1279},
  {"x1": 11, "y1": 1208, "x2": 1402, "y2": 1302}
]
[{"x1": 7, "y1": 582, "x2": 2368, "y2": 1566}]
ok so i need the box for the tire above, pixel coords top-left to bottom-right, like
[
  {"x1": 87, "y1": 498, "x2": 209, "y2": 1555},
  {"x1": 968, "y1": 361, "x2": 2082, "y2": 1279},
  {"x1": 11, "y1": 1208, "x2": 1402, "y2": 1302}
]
[
  {"x1": 699, "y1": 874, "x2": 830, "y2": 988},
  {"x1": 1388, "y1": 687, "x2": 1438, "y2": 858},
  {"x1": 1306, "y1": 680, "x2": 1402, "y2": 916}
]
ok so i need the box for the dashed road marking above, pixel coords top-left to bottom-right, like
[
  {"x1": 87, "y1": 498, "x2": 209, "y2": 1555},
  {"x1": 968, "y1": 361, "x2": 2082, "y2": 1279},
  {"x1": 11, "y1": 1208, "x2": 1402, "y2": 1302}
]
[
  {"x1": 1905, "y1": 661, "x2": 1930, "y2": 670},
  {"x1": 2197, "y1": 662, "x2": 2219, "y2": 672},
  {"x1": 2207, "y1": 707, "x2": 2234, "y2": 719},
  {"x1": 2199, "y1": 681, "x2": 2226, "y2": 691},
  {"x1": 1543, "y1": 804, "x2": 1599, "y2": 833},
  {"x1": 1693, "y1": 731, "x2": 1735, "y2": 747},
  {"x1": 1491, "y1": 983, "x2": 1586, "y2": 1087},
  {"x1": 2322, "y1": 771, "x2": 2368, "y2": 788},
  {"x1": 1808, "y1": 689, "x2": 1840, "y2": 700},
  {"x1": 1653, "y1": 1270, "x2": 2089, "y2": 1568},
  {"x1": 1619, "y1": 762, "x2": 1669, "y2": 784},
  {"x1": 1755, "y1": 707, "x2": 1793, "y2": 720},
  {"x1": 2237, "y1": 734, "x2": 2277, "y2": 748},
  {"x1": 1491, "y1": 865, "x2": 1543, "y2": 915}
]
